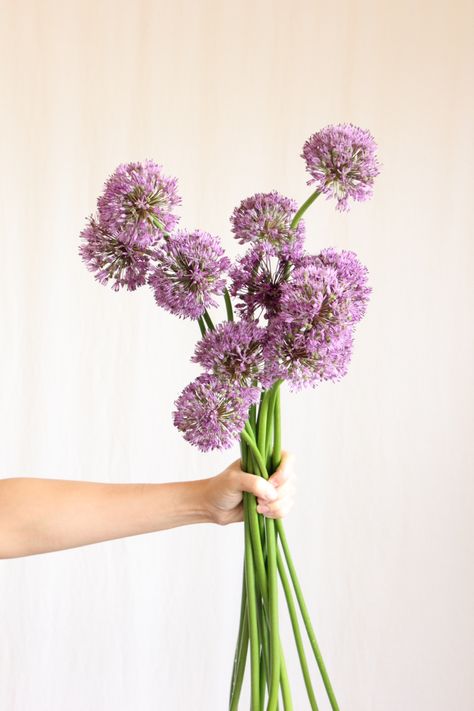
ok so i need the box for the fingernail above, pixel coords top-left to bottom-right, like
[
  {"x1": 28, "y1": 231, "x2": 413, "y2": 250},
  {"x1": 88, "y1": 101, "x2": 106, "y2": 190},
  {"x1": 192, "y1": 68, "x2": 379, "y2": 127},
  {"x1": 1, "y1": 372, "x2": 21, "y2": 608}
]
[{"x1": 257, "y1": 505, "x2": 270, "y2": 515}]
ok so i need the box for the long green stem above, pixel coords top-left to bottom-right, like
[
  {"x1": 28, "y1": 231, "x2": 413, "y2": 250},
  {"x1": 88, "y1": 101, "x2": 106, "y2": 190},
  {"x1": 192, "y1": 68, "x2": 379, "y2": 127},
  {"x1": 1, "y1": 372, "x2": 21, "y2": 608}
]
[
  {"x1": 229, "y1": 602, "x2": 249, "y2": 710},
  {"x1": 276, "y1": 521, "x2": 340, "y2": 711},
  {"x1": 203, "y1": 309, "x2": 215, "y2": 331},
  {"x1": 272, "y1": 384, "x2": 282, "y2": 473},
  {"x1": 250, "y1": 403, "x2": 257, "y2": 435},
  {"x1": 265, "y1": 517, "x2": 280, "y2": 710},
  {"x1": 259, "y1": 648, "x2": 267, "y2": 711},
  {"x1": 256, "y1": 590, "x2": 270, "y2": 701},
  {"x1": 197, "y1": 316, "x2": 206, "y2": 336},
  {"x1": 290, "y1": 189, "x2": 321, "y2": 229},
  {"x1": 245, "y1": 496, "x2": 261, "y2": 710},
  {"x1": 257, "y1": 389, "x2": 271, "y2": 457},
  {"x1": 229, "y1": 562, "x2": 248, "y2": 705},
  {"x1": 279, "y1": 653, "x2": 293, "y2": 711},
  {"x1": 265, "y1": 385, "x2": 277, "y2": 468},
  {"x1": 241, "y1": 429, "x2": 268, "y2": 481},
  {"x1": 248, "y1": 450, "x2": 267, "y2": 564},
  {"x1": 246, "y1": 487, "x2": 269, "y2": 599},
  {"x1": 277, "y1": 548, "x2": 319, "y2": 710},
  {"x1": 224, "y1": 288, "x2": 234, "y2": 321}
]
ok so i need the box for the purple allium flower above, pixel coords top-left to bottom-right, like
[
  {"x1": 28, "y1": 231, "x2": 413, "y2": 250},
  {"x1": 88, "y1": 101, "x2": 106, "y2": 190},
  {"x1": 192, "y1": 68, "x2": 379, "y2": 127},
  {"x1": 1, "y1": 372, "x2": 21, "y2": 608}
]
[
  {"x1": 302, "y1": 124, "x2": 379, "y2": 211},
  {"x1": 299, "y1": 248, "x2": 371, "y2": 324},
  {"x1": 229, "y1": 244, "x2": 292, "y2": 321},
  {"x1": 148, "y1": 230, "x2": 231, "y2": 319},
  {"x1": 230, "y1": 191, "x2": 305, "y2": 258},
  {"x1": 278, "y1": 262, "x2": 342, "y2": 334},
  {"x1": 263, "y1": 322, "x2": 353, "y2": 391},
  {"x1": 262, "y1": 253, "x2": 370, "y2": 390},
  {"x1": 98, "y1": 160, "x2": 181, "y2": 247},
  {"x1": 79, "y1": 218, "x2": 153, "y2": 291},
  {"x1": 173, "y1": 374, "x2": 259, "y2": 451},
  {"x1": 192, "y1": 321, "x2": 266, "y2": 387}
]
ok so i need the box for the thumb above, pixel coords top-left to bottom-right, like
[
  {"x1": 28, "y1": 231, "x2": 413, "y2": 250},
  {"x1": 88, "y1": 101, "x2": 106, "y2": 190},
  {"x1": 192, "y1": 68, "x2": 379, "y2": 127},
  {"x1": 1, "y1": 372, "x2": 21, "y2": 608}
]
[{"x1": 238, "y1": 472, "x2": 278, "y2": 503}]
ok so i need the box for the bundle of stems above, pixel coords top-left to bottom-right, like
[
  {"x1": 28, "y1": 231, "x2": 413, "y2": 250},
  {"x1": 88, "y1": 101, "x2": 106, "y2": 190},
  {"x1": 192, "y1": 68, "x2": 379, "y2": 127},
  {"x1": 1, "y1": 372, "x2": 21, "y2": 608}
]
[{"x1": 228, "y1": 380, "x2": 341, "y2": 710}]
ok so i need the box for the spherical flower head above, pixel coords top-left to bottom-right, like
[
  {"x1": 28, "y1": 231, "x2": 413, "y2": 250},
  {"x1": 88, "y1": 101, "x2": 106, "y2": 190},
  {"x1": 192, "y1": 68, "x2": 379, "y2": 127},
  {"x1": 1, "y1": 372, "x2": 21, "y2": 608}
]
[
  {"x1": 173, "y1": 374, "x2": 259, "y2": 451},
  {"x1": 98, "y1": 160, "x2": 181, "y2": 247},
  {"x1": 148, "y1": 230, "x2": 231, "y2": 319},
  {"x1": 229, "y1": 243, "x2": 292, "y2": 321},
  {"x1": 302, "y1": 124, "x2": 379, "y2": 211},
  {"x1": 299, "y1": 248, "x2": 371, "y2": 324},
  {"x1": 192, "y1": 321, "x2": 266, "y2": 388},
  {"x1": 262, "y1": 320, "x2": 353, "y2": 392},
  {"x1": 230, "y1": 191, "x2": 305, "y2": 258},
  {"x1": 278, "y1": 262, "x2": 343, "y2": 337},
  {"x1": 79, "y1": 218, "x2": 152, "y2": 291}
]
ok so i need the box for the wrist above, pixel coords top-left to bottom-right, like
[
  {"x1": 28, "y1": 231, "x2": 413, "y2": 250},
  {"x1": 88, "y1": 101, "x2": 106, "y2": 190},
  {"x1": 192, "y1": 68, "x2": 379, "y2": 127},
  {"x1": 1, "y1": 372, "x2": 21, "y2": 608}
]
[{"x1": 173, "y1": 479, "x2": 214, "y2": 526}]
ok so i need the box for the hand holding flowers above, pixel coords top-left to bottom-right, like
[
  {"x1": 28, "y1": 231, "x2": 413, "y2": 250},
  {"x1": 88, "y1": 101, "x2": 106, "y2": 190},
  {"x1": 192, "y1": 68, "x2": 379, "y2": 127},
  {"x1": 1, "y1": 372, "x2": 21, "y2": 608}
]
[{"x1": 205, "y1": 451, "x2": 295, "y2": 526}]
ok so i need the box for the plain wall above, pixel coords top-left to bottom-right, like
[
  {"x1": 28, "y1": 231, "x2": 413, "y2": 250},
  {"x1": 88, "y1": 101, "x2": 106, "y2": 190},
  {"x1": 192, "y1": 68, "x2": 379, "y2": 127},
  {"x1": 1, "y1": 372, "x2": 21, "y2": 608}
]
[{"x1": 0, "y1": 1, "x2": 473, "y2": 709}]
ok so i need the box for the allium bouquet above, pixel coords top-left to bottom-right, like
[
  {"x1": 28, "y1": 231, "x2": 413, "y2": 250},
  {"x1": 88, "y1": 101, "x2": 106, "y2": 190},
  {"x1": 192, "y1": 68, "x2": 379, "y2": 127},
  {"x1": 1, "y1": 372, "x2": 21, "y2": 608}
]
[{"x1": 79, "y1": 124, "x2": 379, "y2": 709}]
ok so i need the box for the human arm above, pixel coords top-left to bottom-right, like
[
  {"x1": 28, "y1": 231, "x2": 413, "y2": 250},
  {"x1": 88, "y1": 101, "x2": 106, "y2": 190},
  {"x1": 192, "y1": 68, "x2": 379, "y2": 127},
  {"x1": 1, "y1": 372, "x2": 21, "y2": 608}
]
[{"x1": 0, "y1": 452, "x2": 295, "y2": 559}]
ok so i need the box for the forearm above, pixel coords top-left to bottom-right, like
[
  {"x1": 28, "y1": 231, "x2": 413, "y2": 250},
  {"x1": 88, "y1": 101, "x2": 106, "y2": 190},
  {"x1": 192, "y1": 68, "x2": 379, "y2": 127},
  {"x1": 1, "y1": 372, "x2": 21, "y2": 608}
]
[{"x1": 0, "y1": 477, "x2": 213, "y2": 559}]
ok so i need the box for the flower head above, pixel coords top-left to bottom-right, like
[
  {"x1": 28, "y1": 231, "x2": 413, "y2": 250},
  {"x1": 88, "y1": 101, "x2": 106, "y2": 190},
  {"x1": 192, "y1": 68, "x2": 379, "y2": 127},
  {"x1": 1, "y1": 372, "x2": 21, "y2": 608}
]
[
  {"x1": 299, "y1": 248, "x2": 371, "y2": 324},
  {"x1": 229, "y1": 244, "x2": 291, "y2": 321},
  {"x1": 302, "y1": 124, "x2": 379, "y2": 211},
  {"x1": 278, "y1": 262, "x2": 342, "y2": 334},
  {"x1": 98, "y1": 160, "x2": 181, "y2": 247},
  {"x1": 261, "y1": 253, "x2": 370, "y2": 390},
  {"x1": 192, "y1": 320, "x2": 266, "y2": 387},
  {"x1": 148, "y1": 230, "x2": 231, "y2": 319},
  {"x1": 263, "y1": 322, "x2": 353, "y2": 391},
  {"x1": 173, "y1": 374, "x2": 259, "y2": 451},
  {"x1": 79, "y1": 218, "x2": 152, "y2": 291},
  {"x1": 230, "y1": 191, "x2": 304, "y2": 258}
]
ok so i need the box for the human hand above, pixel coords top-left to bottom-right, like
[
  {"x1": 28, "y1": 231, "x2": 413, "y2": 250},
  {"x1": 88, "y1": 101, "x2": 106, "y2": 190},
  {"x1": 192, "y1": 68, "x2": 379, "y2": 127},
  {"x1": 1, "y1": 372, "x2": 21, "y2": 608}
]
[{"x1": 204, "y1": 451, "x2": 296, "y2": 526}]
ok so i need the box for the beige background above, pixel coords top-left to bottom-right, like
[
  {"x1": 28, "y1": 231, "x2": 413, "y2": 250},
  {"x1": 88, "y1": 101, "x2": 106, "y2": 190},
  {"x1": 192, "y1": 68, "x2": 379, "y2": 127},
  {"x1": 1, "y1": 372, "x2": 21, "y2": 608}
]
[{"x1": 1, "y1": 0, "x2": 473, "y2": 709}]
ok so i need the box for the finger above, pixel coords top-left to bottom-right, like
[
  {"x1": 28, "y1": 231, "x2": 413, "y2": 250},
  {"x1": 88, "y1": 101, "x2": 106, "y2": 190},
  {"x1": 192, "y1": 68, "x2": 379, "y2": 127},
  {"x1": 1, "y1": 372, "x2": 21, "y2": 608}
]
[
  {"x1": 257, "y1": 497, "x2": 294, "y2": 519},
  {"x1": 256, "y1": 479, "x2": 294, "y2": 506},
  {"x1": 238, "y1": 471, "x2": 278, "y2": 503},
  {"x1": 269, "y1": 451, "x2": 295, "y2": 489}
]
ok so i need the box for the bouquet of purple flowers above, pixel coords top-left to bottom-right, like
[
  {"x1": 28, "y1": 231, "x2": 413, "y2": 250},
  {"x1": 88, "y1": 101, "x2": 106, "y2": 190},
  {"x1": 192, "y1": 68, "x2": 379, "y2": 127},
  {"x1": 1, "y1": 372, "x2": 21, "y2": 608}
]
[{"x1": 79, "y1": 124, "x2": 379, "y2": 710}]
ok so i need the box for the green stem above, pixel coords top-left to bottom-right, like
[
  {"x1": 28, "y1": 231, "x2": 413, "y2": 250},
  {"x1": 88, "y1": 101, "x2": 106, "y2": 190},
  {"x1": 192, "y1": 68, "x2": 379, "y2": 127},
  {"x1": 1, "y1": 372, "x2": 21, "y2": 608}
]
[
  {"x1": 266, "y1": 516, "x2": 280, "y2": 710},
  {"x1": 245, "y1": 496, "x2": 261, "y2": 710},
  {"x1": 277, "y1": 548, "x2": 319, "y2": 710},
  {"x1": 203, "y1": 309, "x2": 215, "y2": 331},
  {"x1": 224, "y1": 288, "x2": 234, "y2": 321},
  {"x1": 257, "y1": 390, "x2": 271, "y2": 457},
  {"x1": 229, "y1": 563, "x2": 248, "y2": 705},
  {"x1": 290, "y1": 189, "x2": 321, "y2": 229},
  {"x1": 279, "y1": 653, "x2": 293, "y2": 711},
  {"x1": 241, "y1": 429, "x2": 268, "y2": 481},
  {"x1": 276, "y1": 521, "x2": 340, "y2": 711},
  {"x1": 259, "y1": 647, "x2": 266, "y2": 711},
  {"x1": 265, "y1": 385, "x2": 277, "y2": 468},
  {"x1": 246, "y1": 485, "x2": 269, "y2": 599},
  {"x1": 197, "y1": 316, "x2": 206, "y2": 337},
  {"x1": 256, "y1": 591, "x2": 270, "y2": 700},
  {"x1": 229, "y1": 602, "x2": 249, "y2": 710},
  {"x1": 272, "y1": 383, "x2": 282, "y2": 473},
  {"x1": 240, "y1": 434, "x2": 248, "y2": 473},
  {"x1": 248, "y1": 449, "x2": 267, "y2": 563}
]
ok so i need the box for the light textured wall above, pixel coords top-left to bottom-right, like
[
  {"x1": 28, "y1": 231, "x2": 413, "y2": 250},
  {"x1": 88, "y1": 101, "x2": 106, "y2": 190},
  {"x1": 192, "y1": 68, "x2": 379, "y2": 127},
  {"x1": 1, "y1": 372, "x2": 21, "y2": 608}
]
[{"x1": 0, "y1": 1, "x2": 473, "y2": 709}]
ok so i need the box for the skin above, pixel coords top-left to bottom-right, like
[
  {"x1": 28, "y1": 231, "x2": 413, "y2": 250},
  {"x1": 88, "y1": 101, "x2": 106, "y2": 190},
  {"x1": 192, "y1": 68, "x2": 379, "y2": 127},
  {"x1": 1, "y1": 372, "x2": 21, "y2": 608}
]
[{"x1": 0, "y1": 451, "x2": 295, "y2": 559}]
